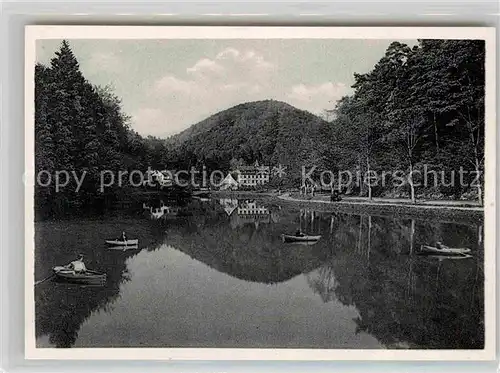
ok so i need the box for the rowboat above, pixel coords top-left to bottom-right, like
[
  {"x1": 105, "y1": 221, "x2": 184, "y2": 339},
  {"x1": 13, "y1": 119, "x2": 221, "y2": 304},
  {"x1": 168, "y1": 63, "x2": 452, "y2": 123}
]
[
  {"x1": 52, "y1": 266, "x2": 107, "y2": 285},
  {"x1": 106, "y1": 245, "x2": 141, "y2": 251},
  {"x1": 425, "y1": 253, "x2": 473, "y2": 260},
  {"x1": 105, "y1": 239, "x2": 139, "y2": 246},
  {"x1": 290, "y1": 241, "x2": 321, "y2": 246},
  {"x1": 282, "y1": 234, "x2": 321, "y2": 243},
  {"x1": 418, "y1": 245, "x2": 471, "y2": 256}
]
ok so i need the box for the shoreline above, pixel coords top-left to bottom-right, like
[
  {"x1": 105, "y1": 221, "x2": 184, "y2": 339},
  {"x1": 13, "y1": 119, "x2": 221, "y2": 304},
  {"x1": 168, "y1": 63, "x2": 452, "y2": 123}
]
[
  {"x1": 210, "y1": 190, "x2": 483, "y2": 210},
  {"x1": 209, "y1": 190, "x2": 484, "y2": 222},
  {"x1": 276, "y1": 194, "x2": 484, "y2": 222},
  {"x1": 277, "y1": 193, "x2": 483, "y2": 211}
]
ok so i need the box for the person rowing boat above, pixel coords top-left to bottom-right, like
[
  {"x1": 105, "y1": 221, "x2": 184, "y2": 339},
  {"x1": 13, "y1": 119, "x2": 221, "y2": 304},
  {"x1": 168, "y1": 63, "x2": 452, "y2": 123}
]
[
  {"x1": 64, "y1": 254, "x2": 87, "y2": 274},
  {"x1": 118, "y1": 231, "x2": 127, "y2": 242},
  {"x1": 436, "y1": 241, "x2": 450, "y2": 250},
  {"x1": 295, "y1": 229, "x2": 305, "y2": 237}
]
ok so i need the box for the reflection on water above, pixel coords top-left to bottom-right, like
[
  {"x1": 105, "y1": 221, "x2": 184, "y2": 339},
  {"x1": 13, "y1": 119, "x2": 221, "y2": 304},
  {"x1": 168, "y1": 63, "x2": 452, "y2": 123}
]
[
  {"x1": 35, "y1": 197, "x2": 484, "y2": 349},
  {"x1": 227, "y1": 199, "x2": 280, "y2": 229},
  {"x1": 142, "y1": 199, "x2": 182, "y2": 220},
  {"x1": 219, "y1": 198, "x2": 238, "y2": 216},
  {"x1": 69, "y1": 247, "x2": 380, "y2": 348}
]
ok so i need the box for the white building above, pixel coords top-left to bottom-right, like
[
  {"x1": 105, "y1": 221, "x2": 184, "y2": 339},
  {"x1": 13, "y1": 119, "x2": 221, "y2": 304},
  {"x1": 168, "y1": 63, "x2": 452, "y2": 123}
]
[
  {"x1": 219, "y1": 173, "x2": 239, "y2": 191},
  {"x1": 236, "y1": 161, "x2": 270, "y2": 187},
  {"x1": 237, "y1": 200, "x2": 270, "y2": 216}
]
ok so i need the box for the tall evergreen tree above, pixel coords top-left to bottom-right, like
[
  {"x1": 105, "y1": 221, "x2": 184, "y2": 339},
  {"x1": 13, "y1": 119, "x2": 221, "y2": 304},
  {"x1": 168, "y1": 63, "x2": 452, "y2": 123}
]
[
  {"x1": 35, "y1": 40, "x2": 144, "y2": 216},
  {"x1": 34, "y1": 63, "x2": 55, "y2": 213}
]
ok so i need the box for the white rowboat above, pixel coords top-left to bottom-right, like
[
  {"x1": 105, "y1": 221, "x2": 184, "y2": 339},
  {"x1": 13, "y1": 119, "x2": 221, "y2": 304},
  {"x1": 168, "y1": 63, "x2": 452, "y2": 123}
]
[{"x1": 105, "y1": 239, "x2": 139, "y2": 246}]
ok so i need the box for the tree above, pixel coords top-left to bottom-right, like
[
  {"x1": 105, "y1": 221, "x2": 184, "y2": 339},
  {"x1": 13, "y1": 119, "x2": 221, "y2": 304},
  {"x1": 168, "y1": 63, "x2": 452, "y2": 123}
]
[
  {"x1": 229, "y1": 157, "x2": 245, "y2": 170},
  {"x1": 35, "y1": 40, "x2": 146, "y2": 216},
  {"x1": 325, "y1": 40, "x2": 485, "y2": 203},
  {"x1": 34, "y1": 64, "x2": 56, "y2": 213},
  {"x1": 437, "y1": 40, "x2": 485, "y2": 204},
  {"x1": 334, "y1": 96, "x2": 384, "y2": 199},
  {"x1": 404, "y1": 40, "x2": 485, "y2": 203}
]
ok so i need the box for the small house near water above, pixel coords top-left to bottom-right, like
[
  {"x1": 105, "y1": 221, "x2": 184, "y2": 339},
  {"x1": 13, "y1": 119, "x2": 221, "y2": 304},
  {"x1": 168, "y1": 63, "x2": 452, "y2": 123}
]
[{"x1": 219, "y1": 173, "x2": 239, "y2": 191}]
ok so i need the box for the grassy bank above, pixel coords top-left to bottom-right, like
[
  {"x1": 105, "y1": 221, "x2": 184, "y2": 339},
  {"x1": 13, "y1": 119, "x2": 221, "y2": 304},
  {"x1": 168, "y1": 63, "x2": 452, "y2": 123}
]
[
  {"x1": 207, "y1": 190, "x2": 483, "y2": 223},
  {"x1": 275, "y1": 194, "x2": 483, "y2": 224}
]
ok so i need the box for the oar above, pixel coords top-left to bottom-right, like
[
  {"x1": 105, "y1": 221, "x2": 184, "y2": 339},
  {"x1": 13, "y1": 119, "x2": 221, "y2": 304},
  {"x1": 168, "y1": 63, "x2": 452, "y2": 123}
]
[{"x1": 35, "y1": 273, "x2": 55, "y2": 286}]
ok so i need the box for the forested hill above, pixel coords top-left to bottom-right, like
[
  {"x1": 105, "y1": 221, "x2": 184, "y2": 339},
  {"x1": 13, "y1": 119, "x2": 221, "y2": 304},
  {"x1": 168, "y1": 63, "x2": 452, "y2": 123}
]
[
  {"x1": 35, "y1": 39, "x2": 485, "y2": 219},
  {"x1": 35, "y1": 41, "x2": 174, "y2": 218},
  {"x1": 165, "y1": 100, "x2": 328, "y2": 173},
  {"x1": 165, "y1": 40, "x2": 486, "y2": 203},
  {"x1": 167, "y1": 100, "x2": 323, "y2": 145}
]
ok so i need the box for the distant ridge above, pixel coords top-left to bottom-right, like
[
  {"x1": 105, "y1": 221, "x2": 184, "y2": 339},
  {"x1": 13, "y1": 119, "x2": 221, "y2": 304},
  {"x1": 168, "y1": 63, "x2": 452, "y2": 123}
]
[
  {"x1": 166, "y1": 100, "x2": 329, "y2": 177},
  {"x1": 167, "y1": 100, "x2": 312, "y2": 144}
]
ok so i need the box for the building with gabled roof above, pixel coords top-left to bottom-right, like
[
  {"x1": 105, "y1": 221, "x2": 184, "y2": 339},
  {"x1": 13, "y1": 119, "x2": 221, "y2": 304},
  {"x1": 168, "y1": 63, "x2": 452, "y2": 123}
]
[
  {"x1": 219, "y1": 173, "x2": 239, "y2": 191},
  {"x1": 235, "y1": 160, "x2": 270, "y2": 187}
]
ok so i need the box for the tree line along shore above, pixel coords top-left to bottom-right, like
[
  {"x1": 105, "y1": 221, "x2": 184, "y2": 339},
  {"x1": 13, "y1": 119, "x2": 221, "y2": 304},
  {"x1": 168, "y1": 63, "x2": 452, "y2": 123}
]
[{"x1": 35, "y1": 40, "x2": 485, "y2": 219}]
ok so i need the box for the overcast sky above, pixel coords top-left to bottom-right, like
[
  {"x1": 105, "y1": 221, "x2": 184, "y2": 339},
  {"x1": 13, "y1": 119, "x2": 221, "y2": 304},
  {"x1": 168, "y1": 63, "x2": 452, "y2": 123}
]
[{"x1": 36, "y1": 39, "x2": 415, "y2": 138}]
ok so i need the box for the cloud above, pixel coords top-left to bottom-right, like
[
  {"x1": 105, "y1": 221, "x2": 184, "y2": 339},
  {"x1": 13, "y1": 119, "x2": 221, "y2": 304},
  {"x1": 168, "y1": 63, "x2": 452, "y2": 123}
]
[
  {"x1": 287, "y1": 82, "x2": 351, "y2": 114},
  {"x1": 133, "y1": 48, "x2": 277, "y2": 135},
  {"x1": 186, "y1": 58, "x2": 224, "y2": 77},
  {"x1": 182, "y1": 47, "x2": 275, "y2": 83},
  {"x1": 153, "y1": 75, "x2": 198, "y2": 95},
  {"x1": 132, "y1": 47, "x2": 348, "y2": 136},
  {"x1": 216, "y1": 48, "x2": 239, "y2": 59},
  {"x1": 216, "y1": 48, "x2": 274, "y2": 70},
  {"x1": 212, "y1": 48, "x2": 275, "y2": 82},
  {"x1": 131, "y1": 108, "x2": 178, "y2": 138},
  {"x1": 87, "y1": 51, "x2": 123, "y2": 73},
  {"x1": 153, "y1": 48, "x2": 274, "y2": 99}
]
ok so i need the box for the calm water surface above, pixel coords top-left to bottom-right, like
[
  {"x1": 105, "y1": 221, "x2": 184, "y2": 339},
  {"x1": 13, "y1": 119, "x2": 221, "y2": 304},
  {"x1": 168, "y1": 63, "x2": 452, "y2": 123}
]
[{"x1": 35, "y1": 197, "x2": 484, "y2": 349}]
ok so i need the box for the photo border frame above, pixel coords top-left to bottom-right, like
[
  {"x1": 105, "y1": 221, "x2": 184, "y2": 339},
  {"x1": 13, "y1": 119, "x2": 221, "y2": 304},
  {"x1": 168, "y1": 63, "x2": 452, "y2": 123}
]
[
  {"x1": 23, "y1": 24, "x2": 497, "y2": 362},
  {"x1": 1, "y1": 1, "x2": 499, "y2": 372}
]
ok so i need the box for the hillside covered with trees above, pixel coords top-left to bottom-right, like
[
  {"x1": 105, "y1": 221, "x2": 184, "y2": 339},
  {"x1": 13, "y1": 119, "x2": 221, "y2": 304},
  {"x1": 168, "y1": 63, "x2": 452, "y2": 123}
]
[
  {"x1": 35, "y1": 41, "x2": 170, "y2": 218},
  {"x1": 165, "y1": 100, "x2": 328, "y2": 184},
  {"x1": 34, "y1": 39, "x2": 485, "y2": 219},
  {"x1": 321, "y1": 40, "x2": 485, "y2": 203},
  {"x1": 165, "y1": 40, "x2": 485, "y2": 203}
]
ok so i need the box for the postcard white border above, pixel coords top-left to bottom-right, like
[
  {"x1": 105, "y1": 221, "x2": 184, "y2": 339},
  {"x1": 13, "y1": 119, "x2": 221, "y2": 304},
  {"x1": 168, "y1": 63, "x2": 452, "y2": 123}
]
[{"x1": 24, "y1": 25, "x2": 496, "y2": 361}]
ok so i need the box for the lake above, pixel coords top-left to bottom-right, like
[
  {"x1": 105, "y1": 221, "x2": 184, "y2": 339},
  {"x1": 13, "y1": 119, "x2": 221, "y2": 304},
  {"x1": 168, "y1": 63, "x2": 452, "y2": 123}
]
[{"x1": 34, "y1": 197, "x2": 484, "y2": 349}]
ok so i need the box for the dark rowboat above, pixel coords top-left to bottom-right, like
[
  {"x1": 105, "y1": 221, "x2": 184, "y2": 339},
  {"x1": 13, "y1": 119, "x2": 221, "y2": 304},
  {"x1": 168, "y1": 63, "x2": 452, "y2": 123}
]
[
  {"x1": 105, "y1": 239, "x2": 139, "y2": 246},
  {"x1": 418, "y1": 245, "x2": 471, "y2": 256},
  {"x1": 282, "y1": 234, "x2": 321, "y2": 243},
  {"x1": 425, "y1": 253, "x2": 473, "y2": 260},
  {"x1": 52, "y1": 266, "x2": 107, "y2": 285}
]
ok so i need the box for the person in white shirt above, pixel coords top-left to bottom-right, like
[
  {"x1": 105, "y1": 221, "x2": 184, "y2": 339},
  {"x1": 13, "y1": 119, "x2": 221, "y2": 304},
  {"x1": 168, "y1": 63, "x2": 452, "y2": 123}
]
[
  {"x1": 66, "y1": 254, "x2": 87, "y2": 274},
  {"x1": 436, "y1": 241, "x2": 450, "y2": 250}
]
